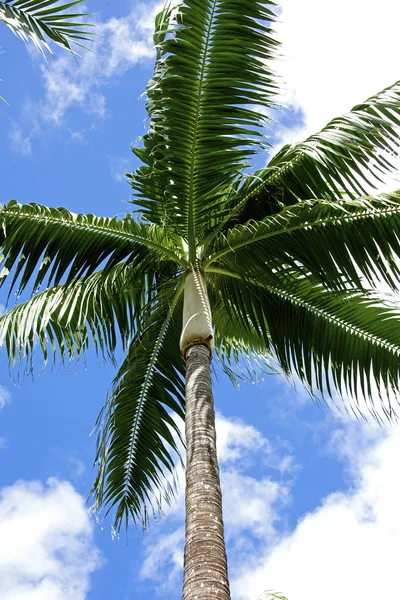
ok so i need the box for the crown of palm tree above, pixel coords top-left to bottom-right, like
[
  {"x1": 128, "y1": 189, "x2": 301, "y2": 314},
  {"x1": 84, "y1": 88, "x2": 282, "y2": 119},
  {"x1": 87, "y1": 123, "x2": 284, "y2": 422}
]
[{"x1": 1, "y1": 0, "x2": 400, "y2": 533}]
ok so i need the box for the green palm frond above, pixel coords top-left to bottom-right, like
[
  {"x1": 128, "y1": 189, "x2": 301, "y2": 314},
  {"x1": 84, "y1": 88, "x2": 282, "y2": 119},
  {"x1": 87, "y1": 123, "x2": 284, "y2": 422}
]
[
  {"x1": 209, "y1": 276, "x2": 282, "y2": 385},
  {"x1": 129, "y1": 0, "x2": 279, "y2": 255},
  {"x1": 210, "y1": 269, "x2": 274, "y2": 354},
  {"x1": 0, "y1": 261, "x2": 153, "y2": 370},
  {"x1": 230, "y1": 79, "x2": 400, "y2": 224},
  {"x1": 212, "y1": 270, "x2": 400, "y2": 418},
  {"x1": 0, "y1": 201, "x2": 185, "y2": 297},
  {"x1": 205, "y1": 193, "x2": 400, "y2": 292},
  {"x1": 0, "y1": 0, "x2": 95, "y2": 55},
  {"x1": 258, "y1": 593, "x2": 288, "y2": 600},
  {"x1": 91, "y1": 279, "x2": 186, "y2": 531}
]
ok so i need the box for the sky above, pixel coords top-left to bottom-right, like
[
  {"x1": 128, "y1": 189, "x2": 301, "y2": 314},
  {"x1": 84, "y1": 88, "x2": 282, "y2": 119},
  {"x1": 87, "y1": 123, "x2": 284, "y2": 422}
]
[{"x1": 1, "y1": 1, "x2": 400, "y2": 599}]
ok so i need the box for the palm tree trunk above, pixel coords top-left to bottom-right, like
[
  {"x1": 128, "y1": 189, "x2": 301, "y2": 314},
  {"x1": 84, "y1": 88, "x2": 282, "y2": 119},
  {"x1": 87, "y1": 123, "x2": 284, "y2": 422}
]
[{"x1": 182, "y1": 343, "x2": 231, "y2": 600}]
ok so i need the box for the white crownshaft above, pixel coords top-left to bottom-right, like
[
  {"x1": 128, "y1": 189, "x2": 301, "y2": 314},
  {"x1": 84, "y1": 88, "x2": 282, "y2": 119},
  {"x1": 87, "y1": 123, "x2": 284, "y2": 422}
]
[{"x1": 180, "y1": 270, "x2": 214, "y2": 357}]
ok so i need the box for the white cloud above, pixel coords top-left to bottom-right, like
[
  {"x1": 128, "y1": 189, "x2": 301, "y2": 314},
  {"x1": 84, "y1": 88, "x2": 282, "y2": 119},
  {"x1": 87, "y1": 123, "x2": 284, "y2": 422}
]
[
  {"x1": 217, "y1": 413, "x2": 297, "y2": 475},
  {"x1": 0, "y1": 478, "x2": 102, "y2": 600},
  {"x1": 0, "y1": 438, "x2": 7, "y2": 449},
  {"x1": 9, "y1": 124, "x2": 32, "y2": 157},
  {"x1": 222, "y1": 471, "x2": 288, "y2": 547},
  {"x1": 0, "y1": 386, "x2": 11, "y2": 409},
  {"x1": 271, "y1": 1, "x2": 400, "y2": 191},
  {"x1": 68, "y1": 129, "x2": 86, "y2": 143},
  {"x1": 274, "y1": 0, "x2": 400, "y2": 142},
  {"x1": 217, "y1": 414, "x2": 273, "y2": 465},
  {"x1": 139, "y1": 527, "x2": 184, "y2": 589},
  {"x1": 232, "y1": 422, "x2": 400, "y2": 600}
]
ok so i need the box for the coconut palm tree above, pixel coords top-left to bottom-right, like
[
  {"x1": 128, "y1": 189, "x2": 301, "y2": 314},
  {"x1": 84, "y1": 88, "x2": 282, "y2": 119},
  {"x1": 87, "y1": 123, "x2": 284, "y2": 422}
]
[
  {"x1": 1, "y1": 1, "x2": 400, "y2": 598},
  {"x1": 0, "y1": 0, "x2": 94, "y2": 55}
]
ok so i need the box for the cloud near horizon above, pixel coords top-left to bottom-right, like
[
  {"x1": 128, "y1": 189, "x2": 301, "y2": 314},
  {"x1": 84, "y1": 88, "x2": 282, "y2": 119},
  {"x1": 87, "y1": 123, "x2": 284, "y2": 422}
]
[
  {"x1": 0, "y1": 478, "x2": 102, "y2": 600},
  {"x1": 232, "y1": 421, "x2": 400, "y2": 600}
]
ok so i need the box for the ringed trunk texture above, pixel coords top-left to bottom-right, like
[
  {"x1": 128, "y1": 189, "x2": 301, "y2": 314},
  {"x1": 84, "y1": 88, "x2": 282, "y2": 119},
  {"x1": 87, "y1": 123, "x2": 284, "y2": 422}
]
[{"x1": 182, "y1": 343, "x2": 231, "y2": 600}]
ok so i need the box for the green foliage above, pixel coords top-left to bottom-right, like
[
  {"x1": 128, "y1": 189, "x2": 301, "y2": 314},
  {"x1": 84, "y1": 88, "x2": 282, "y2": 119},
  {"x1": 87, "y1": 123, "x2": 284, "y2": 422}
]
[
  {"x1": 0, "y1": 0, "x2": 95, "y2": 55},
  {"x1": 0, "y1": 263, "x2": 143, "y2": 369},
  {"x1": 129, "y1": 0, "x2": 279, "y2": 258},
  {"x1": 234, "y1": 79, "x2": 400, "y2": 222},
  {"x1": 206, "y1": 194, "x2": 400, "y2": 292},
  {"x1": 1, "y1": 0, "x2": 400, "y2": 531},
  {"x1": 258, "y1": 593, "x2": 288, "y2": 600},
  {"x1": 0, "y1": 201, "x2": 186, "y2": 297},
  {"x1": 92, "y1": 280, "x2": 186, "y2": 530}
]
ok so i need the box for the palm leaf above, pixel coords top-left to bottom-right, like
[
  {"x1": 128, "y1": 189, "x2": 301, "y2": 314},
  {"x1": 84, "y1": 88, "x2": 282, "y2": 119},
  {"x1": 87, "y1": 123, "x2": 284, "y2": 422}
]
[
  {"x1": 225, "y1": 79, "x2": 400, "y2": 225},
  {"x1": 91, "y1": 279, "x2": 186, "y2": 531},
  {"x1": 258, "y1": 593, "x2": 288, "y2": 600},
  {"x1": 129, "y1": 0, "x2": 279, "y2": 256},
  {"x1": 0, "y1": 261, "x2": 156, "y2": 370},
  {"x1": 209, "y1": 277, "x2": 282, "y2": 385},
  {"x1": 211, "y1": 270, "x2": 400, "y2": 419},
  {"x1": 205, "y1": 192, "x2": 400, "y2": 292},
  {"x1": 0, "y1": 201, "x2": 186, "y2": 297},
  {"x1": 0, "y1": 0, "x2": 95, "y2": 54}
]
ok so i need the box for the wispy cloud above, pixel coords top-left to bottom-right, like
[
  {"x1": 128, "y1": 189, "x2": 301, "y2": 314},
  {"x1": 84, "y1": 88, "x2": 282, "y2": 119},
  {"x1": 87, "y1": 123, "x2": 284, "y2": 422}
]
[
  {"x1": 67, "y1": 457, "x2": 87, "y2": 481},
  {"x1": 11, "y1": 1, "x2": 163, "y2": 144},
  {"x1": 8, "y1": 123, "x2": 32, "y2": 157},
  {"x1": 0, "y1": 478, "x2": 102, "y2": 599},
  {"x1": 8, "y1": 1, "x2": 168, "y2": 154},
  {"x1": 109, "y1": 156, "x2": 131, "y2": 182}
]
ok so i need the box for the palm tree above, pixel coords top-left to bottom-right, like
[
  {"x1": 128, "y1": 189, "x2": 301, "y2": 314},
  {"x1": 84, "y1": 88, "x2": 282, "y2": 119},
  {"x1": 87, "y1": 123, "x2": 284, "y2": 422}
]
[
  {"x1": 1, "y1": 1, "x2": 400, "y2": 598},
  {"x1": 0, "y1": 0, "x2": 93, "y2": 55}
]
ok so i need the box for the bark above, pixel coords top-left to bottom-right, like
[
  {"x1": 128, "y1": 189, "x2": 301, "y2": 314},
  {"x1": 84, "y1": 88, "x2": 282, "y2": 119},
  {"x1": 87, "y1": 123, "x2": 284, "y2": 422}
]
[{"x1": 182, "y1": 343, "x2": 231, "y2": 600}]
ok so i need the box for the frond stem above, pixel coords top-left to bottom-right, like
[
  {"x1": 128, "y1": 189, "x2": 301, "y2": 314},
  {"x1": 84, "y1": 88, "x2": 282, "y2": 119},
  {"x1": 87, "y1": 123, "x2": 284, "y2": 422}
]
[
  {"x1": 208, "y1": 268, "x2": 400, "y2": 355},
  {"x1": 122, "y1": 277, "x2": 185, "y2": 492},
  {"x1": 204, "y1": 202, "x2": 400, "y2": 267},
  {"x1": 1, "y1": 206, "x2": 188, "y2": 267},
  {"x1": 187, "y1": 0, "x2": 217, "y2": 262}
]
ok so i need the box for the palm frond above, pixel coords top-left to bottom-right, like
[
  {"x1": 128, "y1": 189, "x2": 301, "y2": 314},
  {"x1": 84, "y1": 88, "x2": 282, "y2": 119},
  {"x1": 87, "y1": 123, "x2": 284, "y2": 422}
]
[
  {"x1": 227, "y1": 79, "x2": 400, "y2": 225},
  {"x1": 210, "y1": 270, "x2": 400, "y2": 418},
  {"x1": 0, "y1": 201, "x2": 185, "y2": 297},
  {"x1": 91, "y1": 279, "x2": 186, "y2": 532},
  {"x1": 129, "y1": 0, "x2": 279, "y2": 255},
  {"x1": 0, "y1": 261, "x2": 155, "y2": 370},
  {"x1": 209, "y1": 275, "x2": 282, "y2": 385},
  {"x1": 0, "y1": 0, "x2": 95, "y2": 55},
  {"x1": 258, "y1": 593, "x2": 288, "y2": 600},
  {"x1": 205, "y1": 192, "x2": 400, "y2": 292}
]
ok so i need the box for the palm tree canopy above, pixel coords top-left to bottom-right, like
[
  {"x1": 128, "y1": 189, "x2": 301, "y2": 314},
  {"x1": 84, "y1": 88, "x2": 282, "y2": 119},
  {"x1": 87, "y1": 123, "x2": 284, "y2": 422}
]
[
  {"x1": 0, "y1": 0, "x2": 94, "y2": 55},
  {"x1": 1, "y1": 0, "x2": 400, "y2": 530}
]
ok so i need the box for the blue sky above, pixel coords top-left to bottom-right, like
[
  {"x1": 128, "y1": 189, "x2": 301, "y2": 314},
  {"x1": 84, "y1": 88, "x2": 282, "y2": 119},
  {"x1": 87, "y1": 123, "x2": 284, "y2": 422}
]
[{"x1": 1, "y1": 1, "x2": 400, "y2": 599}]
